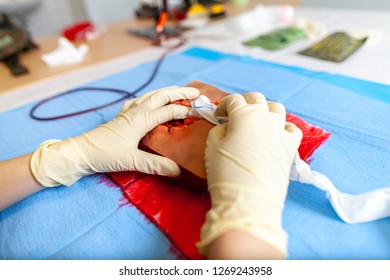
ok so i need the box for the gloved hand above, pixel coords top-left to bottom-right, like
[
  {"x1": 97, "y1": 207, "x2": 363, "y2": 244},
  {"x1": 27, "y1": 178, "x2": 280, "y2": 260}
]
[
  {"x1": 30, "y1": 86, "x2": 200, "y2": 187},
  {"x1": 198, "y1": 92, "x2": 302, "y2": 257}
]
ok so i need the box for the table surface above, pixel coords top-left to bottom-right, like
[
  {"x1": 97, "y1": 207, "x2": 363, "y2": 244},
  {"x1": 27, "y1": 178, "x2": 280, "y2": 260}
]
[
  {"x1": 1, "y1": 3, "x2": 389, "y2": 113},
  {"x1": 0, "y1": 17, "x2": 154, "y2": 94},
  {"x1": 0, "y1": 0, "x2": 300, "y2": 95}
]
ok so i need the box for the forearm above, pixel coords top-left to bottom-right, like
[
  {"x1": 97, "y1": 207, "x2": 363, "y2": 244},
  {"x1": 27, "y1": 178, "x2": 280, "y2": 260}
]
[
  {"x1": 208, "y1": 229, "x2": 285, "y2": 260},
  {"x1": 0, "y1": 153, "x2": 44, "y2": 211}
]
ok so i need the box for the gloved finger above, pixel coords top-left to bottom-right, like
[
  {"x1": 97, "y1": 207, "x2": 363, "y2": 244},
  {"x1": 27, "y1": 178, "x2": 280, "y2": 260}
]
[
  {"x1": 214, "y1": 94, "x2": 248, "y2": 118},
  {"x1": 133, "y1": 151, "x2": 181, "y2": 177},
  {"x1": 120, "y1": 98, "x2": 137, "y2": 113},
  {"x1": 134, "y1": 86, "x2": 178, "y2": 105},
  {"x1": 285, "y1": 122, "x2": 303, "y2": 144},
  {"x1": 142, "y1": 104, "x2": 191, "y2": 134},
  {"x1": 268, "y1": 101, "x2": 286, "y2": 116},
  {"x1": 144, "y1": 87, "x2": 200, "y2": 109},
  {"x1": 216, "y1": 94, "x2": 270, "y2": 135},
  {"x1": 243, "y1": 92, "x2": 268, "y2": 108},
  {"x1": 268, "y1": 101, "x2": 286, "y2": 129},
  {"x1": 120, "y1": 87, "x2": 177, "y2": 113},
  {"x1": 207, "y1": 124, "x2": 227, "y2": 146},
  {"x1": 205, "y1": 125, "x2": 227, "y2": 172}
]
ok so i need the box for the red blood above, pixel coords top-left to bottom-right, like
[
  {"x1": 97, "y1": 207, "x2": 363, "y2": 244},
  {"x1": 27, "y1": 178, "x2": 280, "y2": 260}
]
[
  {"x1": 108, "y1": 81, "x2": 331, "y2": 259},
  {"x1": 112, "y1": 171, "x2": 211, "y2": 259}
]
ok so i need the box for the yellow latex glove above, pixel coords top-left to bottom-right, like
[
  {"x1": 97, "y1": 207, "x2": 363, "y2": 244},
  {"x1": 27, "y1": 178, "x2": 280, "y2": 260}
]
[
  {"x1": 30, "y1": 86, "x2": 200, "y2": 187},
  {"x1": 198, "y1": 92, "x2": 302, "y2": 257}
]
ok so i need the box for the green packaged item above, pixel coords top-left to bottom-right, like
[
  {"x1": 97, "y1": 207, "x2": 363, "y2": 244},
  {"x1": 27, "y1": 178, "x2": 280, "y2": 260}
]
[
  {"x1": 244, "y1": 27, "x2": 306, "y2": 50},
  {"x1": 299, "y1": 32, "x2": 368, "y2": 62}
]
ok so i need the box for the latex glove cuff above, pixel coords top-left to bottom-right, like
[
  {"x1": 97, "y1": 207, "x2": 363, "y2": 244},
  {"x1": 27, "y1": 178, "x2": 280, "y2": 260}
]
[
  {"x1": 197, "y1": 182, "x2": 288, "y2": 257},
  {"x1": 30, "y1": 139, "x2": 92, "y2": 187}
]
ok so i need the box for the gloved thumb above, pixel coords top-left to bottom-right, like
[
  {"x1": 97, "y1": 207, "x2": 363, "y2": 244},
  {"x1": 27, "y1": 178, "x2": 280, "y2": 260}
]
[{"x1": 132, "y1": 150, "x2": 181, "y2": 177}]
